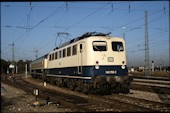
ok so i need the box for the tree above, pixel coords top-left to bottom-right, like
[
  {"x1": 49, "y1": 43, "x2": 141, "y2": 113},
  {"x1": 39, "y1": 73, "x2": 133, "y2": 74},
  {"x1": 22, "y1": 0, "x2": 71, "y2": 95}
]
[
  {"x1": 17, "y1": 60, "x2": 25, "y2": 73},
  {"x1": 1, "y1": 59, "x2": 10, "y2": 74}
]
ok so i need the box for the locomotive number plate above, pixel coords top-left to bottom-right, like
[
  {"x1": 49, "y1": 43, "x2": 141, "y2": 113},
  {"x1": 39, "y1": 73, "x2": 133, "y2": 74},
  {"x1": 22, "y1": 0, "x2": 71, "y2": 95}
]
[{"x1": 105, "y1": 70, "x2": 117, "y2": 74}]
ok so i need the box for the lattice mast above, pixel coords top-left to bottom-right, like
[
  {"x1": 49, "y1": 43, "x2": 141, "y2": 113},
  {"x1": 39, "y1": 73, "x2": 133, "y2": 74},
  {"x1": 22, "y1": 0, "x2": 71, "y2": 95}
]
[{"x1": 144, "y1": 11, "x2": 150, "y2": 76}]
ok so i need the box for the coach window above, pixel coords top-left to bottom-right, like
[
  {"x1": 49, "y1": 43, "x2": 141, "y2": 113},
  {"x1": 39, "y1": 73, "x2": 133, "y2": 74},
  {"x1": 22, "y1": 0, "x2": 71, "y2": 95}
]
[
  {"x1": 112, "y1": 42, "x2": 124, "y2": 52},
  {"x1": 93, "y1": 41, "x2": 107, "y2": 51},
  {"x1": 55, "y1": 52, "x2": 58, "y2": 59},
  {"x1": 67, "y1": 47, "x2": 71, "y2": 56},
  {"x1": 72, "y1": 45, "x2": 77, "y2": 55}
]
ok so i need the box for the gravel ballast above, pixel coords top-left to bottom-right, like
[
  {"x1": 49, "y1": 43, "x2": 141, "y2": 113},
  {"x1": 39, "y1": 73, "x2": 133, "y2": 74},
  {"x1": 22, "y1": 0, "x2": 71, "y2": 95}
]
[{"x1": 1, "y1": 82, "x2": 72, "y2": 113}]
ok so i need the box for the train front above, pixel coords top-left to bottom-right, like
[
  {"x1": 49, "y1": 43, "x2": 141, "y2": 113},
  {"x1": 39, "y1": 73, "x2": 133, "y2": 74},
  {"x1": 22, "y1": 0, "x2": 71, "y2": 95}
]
[{"x1": 85, "y1": 36, "x2": 133, "y2": 93}]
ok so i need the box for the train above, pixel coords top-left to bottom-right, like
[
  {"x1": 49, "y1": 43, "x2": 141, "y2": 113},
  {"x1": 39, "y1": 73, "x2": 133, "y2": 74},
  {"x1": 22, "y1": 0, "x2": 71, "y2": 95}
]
[{"x1": 30, "y1": 32, "x2": 133, "y2": 94}]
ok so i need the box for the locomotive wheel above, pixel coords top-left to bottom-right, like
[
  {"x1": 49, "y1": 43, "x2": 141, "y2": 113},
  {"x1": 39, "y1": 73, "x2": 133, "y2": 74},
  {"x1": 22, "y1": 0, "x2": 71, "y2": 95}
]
[
  {"x1": 123, "y1": 87, "x2": 130, "y2": 94},
  {"x1": 82, "y1": 83, "x2": 90, "y2": 94},
  {"x1": 102, "y1": 84, "x2": 111, "y2": 95},
  {"x1": 92, "y1": 76, "x2": 110, "y2": 94},
  {"x1": 32, "y1": 74, "x2": 37, "y2": 78},
  {"x1": 55, "y1": 78, "x2": 65, "y2": 87},
  {"x1": 55, "y1": 80, "x2": 61, "y2": 86},
  {"x1": 75, "y1": 86, "x2": 83, "y2": 92},
  {"x1": 74, "y1": 80, "x2": 84, "y2": 92},
  {"x1": 120, "y1": 84, "x2": 130, "y2": 94},
  {"x1": 67, "y1": 79, "x2": 76, "y2": 90},
  {"x1": 114, "y1": 83, "x2": 130, "y2": 94}
]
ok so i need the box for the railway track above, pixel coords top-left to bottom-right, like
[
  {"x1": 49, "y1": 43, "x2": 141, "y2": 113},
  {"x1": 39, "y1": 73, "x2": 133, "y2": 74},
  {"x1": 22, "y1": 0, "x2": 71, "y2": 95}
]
[
  {"x1": 1, "y1": 74, "x2": 170, "y2": 112},
  {"x1": 130, "y1": 75, "x2": 170, "y2": 94},
  {"x1": 130, "y1": 75, "x2": 170, "y2": 81},
  {"x1": 104, "y1": 94, "x2": 170, "y2": 111}
]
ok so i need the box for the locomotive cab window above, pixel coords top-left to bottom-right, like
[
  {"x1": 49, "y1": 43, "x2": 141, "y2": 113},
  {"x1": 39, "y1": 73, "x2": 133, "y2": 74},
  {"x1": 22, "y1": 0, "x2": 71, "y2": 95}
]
[
  {"x1": 112, "y1": 42, "x2": 124, "y2": 52},
  {"x1": 93, "y1": 41, "x2": 107, "y2": 51}
]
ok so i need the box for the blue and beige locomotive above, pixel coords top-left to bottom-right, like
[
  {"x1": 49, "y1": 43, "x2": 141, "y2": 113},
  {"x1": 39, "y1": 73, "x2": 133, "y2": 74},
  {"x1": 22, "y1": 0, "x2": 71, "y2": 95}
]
[{"x1": 30, "y1": 32, "x2": 133, "y2": 94}]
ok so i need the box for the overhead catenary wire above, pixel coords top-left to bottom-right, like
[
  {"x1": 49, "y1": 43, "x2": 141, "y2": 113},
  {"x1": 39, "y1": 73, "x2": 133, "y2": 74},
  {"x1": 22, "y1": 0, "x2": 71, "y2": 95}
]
[
  {"x1": 112, "y1": 8, "x2": 167, "y2": 36},
  {"x1": 11, "y1": 3, "x2": 66, "y2": 55},
  {"x1": 63, "y1": 2, "x2": 111, "y2": 32},
  {"x1": 32, "y1": 3, "x2": 65, "y2": 30},
  {"x1": 114, "y1": 11, "x2": 169, "y2": 37}
]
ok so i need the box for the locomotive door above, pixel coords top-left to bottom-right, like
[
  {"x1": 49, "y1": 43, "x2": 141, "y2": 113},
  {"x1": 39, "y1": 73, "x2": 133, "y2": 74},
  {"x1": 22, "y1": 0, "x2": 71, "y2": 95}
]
[{"x1": 78, "y1": 43, "x2": 84, "y2": 74}]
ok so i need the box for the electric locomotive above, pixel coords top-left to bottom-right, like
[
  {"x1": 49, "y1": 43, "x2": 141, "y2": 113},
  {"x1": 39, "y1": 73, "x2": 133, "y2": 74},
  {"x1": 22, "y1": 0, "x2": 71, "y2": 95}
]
[{"x1": 30, "y1": 32, "x2": 133, "y2": 94}]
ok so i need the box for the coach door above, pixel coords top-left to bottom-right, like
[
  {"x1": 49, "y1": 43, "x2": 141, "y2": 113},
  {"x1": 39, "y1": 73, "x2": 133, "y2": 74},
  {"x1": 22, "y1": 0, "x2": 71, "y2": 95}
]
[{"x1": 78, "y1": 43, "x2": 84, "y2": 74}]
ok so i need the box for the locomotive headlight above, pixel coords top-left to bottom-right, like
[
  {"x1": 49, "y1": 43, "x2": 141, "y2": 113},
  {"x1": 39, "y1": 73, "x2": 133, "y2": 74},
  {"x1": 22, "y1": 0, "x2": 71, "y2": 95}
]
[
  {"x1": 121, "y1": 65, "x2": 125, "y2": 69},
  {"x1": 95, "y1": 65, "x2": 100, "y2": 69}
]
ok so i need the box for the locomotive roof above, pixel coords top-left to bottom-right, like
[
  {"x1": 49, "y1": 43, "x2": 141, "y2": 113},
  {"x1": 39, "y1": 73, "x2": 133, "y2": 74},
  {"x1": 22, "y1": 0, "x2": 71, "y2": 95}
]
[{"x1": 58, "y1": 32, "x2": 111, "y2": 49}]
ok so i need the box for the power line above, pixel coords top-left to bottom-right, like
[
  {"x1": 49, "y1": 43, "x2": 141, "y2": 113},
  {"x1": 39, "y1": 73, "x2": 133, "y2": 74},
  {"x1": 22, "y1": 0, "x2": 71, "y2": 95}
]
[
  {"x1": 32, "y1": 3, "x2": 65, "y2": 30},
  {"x1": 114, "y1": 11, "x2": 168, "y2": 37},
  {"x1": 64, "y1": 2, "x2": 111, "y2": 32},
  {"x1": 113, "y1": 8, "x2": 167, "y2": 36}
]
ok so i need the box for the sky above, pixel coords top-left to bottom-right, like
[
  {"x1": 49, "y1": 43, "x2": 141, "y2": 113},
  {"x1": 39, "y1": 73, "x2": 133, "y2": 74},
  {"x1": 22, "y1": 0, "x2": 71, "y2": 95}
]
[{"x1": 1, "y1": 1, "x2": 169, "y2": 67}]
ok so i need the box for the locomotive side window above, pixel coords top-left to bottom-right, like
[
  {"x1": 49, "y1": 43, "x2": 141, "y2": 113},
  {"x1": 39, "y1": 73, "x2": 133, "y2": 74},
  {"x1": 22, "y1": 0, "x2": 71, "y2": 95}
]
[
  {"x1": 49, "y1": 54, "x2": 51, "y2": 61},
  {"x1": 52, "y1": 53, "x2": 54, "y2": 60},
  {"x1": 59, "y1": 50, "x2": 62, "y2": 59},
  {"x1": 67, "y1": 47, "x2": 71, "y2": 57},
  {"x1": 93, "y1": 41, "x2": 107, "y2": 51},
  {"x1": 80, "y1": 44, "x2": 83, "y2": 53},
  {"x1": 72, "y1": 45, "x2": 77, "y2": 55},
  {"x1": 63, "y1": 49, "x2": 66, "y2": 58},
  {"x1": 112, "y1": 42, "x2": 124, "y2": 51},
  {"x1": 55, "y1": 52, "x2": 58, "y2": 59}
]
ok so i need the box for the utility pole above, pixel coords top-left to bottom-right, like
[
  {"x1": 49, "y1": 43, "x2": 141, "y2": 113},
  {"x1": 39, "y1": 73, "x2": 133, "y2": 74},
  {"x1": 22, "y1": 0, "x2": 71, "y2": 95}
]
[
  {"x1": 169, "y1": 9, "x2": 170, "y2": 68},
  {"x1": 35, "y1": 50, "x2": 38, "y2": 59},
  {"x1": 151, "y1": 61, "x2": 154, "y2": 73},
  {"x1": 25, "y1": 64, "x2": 28, "y2": 78},
  {"x1": 33, "y1": 48, "x2": 39, "y2": 59},
  {"x1": 9, "y1": 43, "x2": 15, "y2": 74},
  {"x1": 9, "y1": 43, "x2": 14, "y2": 63},
  {"x1": 122, "y1": 26, "x2": 126, "y2": 40},
  {"x1": 144, "y1": 11, "x2": 150, "y2": 76}
]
